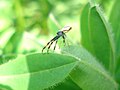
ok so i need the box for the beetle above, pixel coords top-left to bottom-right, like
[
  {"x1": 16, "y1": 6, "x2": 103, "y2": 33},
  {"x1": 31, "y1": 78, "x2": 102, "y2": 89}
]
[{"x1": 42, "y1": 26, "x2": 72, "y2": 53}]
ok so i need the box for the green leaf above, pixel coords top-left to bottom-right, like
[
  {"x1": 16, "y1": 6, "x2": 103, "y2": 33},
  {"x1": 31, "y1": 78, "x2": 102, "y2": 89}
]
[
  {"x1": 62, "y1": 45, "x2": 118, "y2": 90},
  {"x1": 49, "y1": 77, "x2": 82, "y2": 90},
  {"x1": 3, "y1": 31, "x2": 23, "y2": 53},
  {"x1": 109, "y1": 1, "x2": 120, "y2": 87},
  {"x1": 81, "y1": 3, "x2": 116, "y2": 74},
  {"x1": 109, "y1": 0, "x2": 120, "y2": 58},
  {"x1": 0, "y1": 53, "x2": 78, "y2": 90},
  {"x1": 38, "y1": 0, "x2": 52, "y2": 35},
  {"x1": 80, "y1": 3, "x2": 94, "y2": 53},
  {"x1": 89, "y1": 0, "x2": 96, "y2": 7},
  {"x1": 13, "y1": 0, "x2": 25, "y2": 32},
  {"x1": 0, "y1": 54, "x2": 17, "y2": 65}
]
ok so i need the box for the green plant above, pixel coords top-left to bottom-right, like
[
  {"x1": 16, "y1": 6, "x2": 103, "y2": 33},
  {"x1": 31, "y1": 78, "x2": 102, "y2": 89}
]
[{"x1": 0, "y1": 0, "x2": 120, "y2": 90}]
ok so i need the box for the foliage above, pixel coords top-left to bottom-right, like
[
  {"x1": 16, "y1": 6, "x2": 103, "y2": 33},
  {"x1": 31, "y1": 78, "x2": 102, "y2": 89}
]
[{"x1": 0, "y1": 0, "x2": 120, "y2": 90}]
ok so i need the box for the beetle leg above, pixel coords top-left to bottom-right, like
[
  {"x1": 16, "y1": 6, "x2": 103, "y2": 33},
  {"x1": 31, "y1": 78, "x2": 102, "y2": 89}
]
[
  {"x1": 42, "y1": 35, "x2": 60, "y2": 53},
  {"x1": 53, "y1": 40, "x2": 58, "y2": 51},
  {"x1": 42, "y1": 41, "x2": 51, "y2": 53},
  {"x1": 62, "y1": 35, "x2": 66, "y2": 46},
  {"x1": 47, "y1": 41, "x2": 54, "y2": 53}
]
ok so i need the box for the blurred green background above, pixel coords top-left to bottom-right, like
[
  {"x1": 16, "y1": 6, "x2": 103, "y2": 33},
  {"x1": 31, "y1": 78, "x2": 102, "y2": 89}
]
[{"x1": 0, "y1": 0, "x2": 113, "y2": 55}]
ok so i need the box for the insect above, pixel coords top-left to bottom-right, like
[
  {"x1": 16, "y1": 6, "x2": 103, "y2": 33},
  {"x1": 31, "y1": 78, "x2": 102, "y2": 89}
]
[{"x1": 42, "y1": 26, "x2": 72, "y2": 53}]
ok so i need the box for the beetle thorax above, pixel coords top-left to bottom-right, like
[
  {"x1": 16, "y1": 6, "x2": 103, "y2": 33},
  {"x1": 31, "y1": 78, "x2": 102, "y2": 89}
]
[{"x1": 57, "y1": 31, "x2": 64, "y2": 36}]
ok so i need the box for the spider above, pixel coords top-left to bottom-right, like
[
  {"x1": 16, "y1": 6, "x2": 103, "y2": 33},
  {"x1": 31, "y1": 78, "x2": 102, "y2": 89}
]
[{"x1": 42, "y1": 26, "x2": 72, "y2": 53}]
